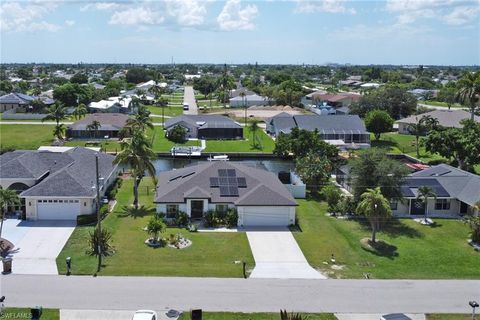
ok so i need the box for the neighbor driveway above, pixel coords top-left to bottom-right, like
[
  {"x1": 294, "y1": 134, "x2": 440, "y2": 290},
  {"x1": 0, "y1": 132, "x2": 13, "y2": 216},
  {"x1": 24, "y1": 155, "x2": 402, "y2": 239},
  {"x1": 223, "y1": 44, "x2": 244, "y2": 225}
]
[
  {"x1": 246, "y1": 228, "x2": 326, "y2": 279},
  {"x1": 2, "y1": 219, "x2": 76, "y2": 275}
]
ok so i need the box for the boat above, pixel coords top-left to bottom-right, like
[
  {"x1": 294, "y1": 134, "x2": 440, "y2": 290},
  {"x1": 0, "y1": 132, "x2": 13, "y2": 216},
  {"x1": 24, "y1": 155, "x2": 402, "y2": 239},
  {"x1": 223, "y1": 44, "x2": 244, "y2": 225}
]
[{"x1": 207, "y1": 154, "x2": 229, "y2": 161}]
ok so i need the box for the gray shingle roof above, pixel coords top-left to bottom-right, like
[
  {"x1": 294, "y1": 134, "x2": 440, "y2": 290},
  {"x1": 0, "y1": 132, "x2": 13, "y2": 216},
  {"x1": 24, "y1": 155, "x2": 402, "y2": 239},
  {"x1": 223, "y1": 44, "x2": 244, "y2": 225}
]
[
  {"x1": 165, "y1": 115, "x2": 241, "y2": 130},
  {"x1": 294, "y1": 115, "x2": 368, "y2": 134},
  {"x1": 155, "y1": 162, "x2": 297, "y2": 206},
  {"x1": 402, "y1": 164, "x2": 480, "y2": 206},
  {"x1": 2, "y1": 147, "x2": 118, "y2": 198},
  {"x1": 0, "y1": 92, "x2": 54, "y2": 105},
  {"x1": 396, "y1": 110, "x2": 480, "y2": 128},
  {"x1": 68, "y1": 113, "x2": 129, "y2": 131}
]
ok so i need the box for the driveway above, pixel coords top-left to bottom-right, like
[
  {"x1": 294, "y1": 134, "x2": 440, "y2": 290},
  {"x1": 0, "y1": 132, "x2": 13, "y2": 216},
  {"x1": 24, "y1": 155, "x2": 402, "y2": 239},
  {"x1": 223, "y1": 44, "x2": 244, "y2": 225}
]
[
  {"x1": 246, "y1": 228, "x2": 326, "y2": 279},
  {"x1": 2, "y1": 219, "x2": 76, "y2": 275}
]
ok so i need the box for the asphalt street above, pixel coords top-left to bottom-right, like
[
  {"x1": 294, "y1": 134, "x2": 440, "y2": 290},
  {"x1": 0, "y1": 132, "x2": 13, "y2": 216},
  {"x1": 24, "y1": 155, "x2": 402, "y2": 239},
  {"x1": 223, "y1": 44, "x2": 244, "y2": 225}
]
[{"x1": 1, "y1": 275, "x2": 479, "y2": 313}]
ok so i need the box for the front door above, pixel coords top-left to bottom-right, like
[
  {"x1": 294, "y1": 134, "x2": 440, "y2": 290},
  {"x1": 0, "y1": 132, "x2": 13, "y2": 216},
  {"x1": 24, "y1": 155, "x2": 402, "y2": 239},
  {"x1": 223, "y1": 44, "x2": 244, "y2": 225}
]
[
  {"x1": 460, "y1": 201, "x2": 468, "y2": 215},
  {"x1": 410, "y1": 199, "x2": 425, "y2": 215},
  {"x1": 191, "y1": 200, "x2": 204, "y2": 219}
]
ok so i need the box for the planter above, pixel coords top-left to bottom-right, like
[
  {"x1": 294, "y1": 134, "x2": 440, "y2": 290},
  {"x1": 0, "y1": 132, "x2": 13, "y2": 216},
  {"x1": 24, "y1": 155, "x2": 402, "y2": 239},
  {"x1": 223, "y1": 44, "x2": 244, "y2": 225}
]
[
  {"x1": 144, "y1": 238, "x2": 163, "y2": 248},
  {"x1": 468, "y1": 240, "x2": 480, "y2": 251},
  {"x1": 2, "y1": 257, "x2": 12, "y2": 274}
]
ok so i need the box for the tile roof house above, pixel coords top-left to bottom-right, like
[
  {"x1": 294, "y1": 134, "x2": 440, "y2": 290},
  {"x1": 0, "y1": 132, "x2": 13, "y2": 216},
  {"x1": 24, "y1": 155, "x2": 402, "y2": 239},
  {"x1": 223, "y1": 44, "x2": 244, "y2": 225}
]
[
  {"x1": 155, "y1": 162, "x2": 297, "y2": 227},
  {"x1": 392, "y1": 164, "x2": 480, "y2": 217},
  {"x1": 0, "y1": 92, "x2": 54, "y2": 113},
  {"x1": 0, "y1": 147, "x2": 118, "y2": 220},
  {"x1": 67, "y1": 113, "x2": 130, "y2": 139},
  {"x1": 396, "y1": 109, "x2": 480, "y2": 134},
  {"x1": 165, "y1": 115, "x2": 243, "y2": 140},
  {"x1": 266, "y1": 114, "x2": 370, "y2": 148}
]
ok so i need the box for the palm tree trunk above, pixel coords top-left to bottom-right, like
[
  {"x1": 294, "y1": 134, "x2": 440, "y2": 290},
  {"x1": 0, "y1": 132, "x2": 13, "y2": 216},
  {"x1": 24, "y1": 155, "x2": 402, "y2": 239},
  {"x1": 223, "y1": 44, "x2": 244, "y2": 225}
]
[
  {"x1": 133, "y1": 177, "x2": 139, "y2": 210},
  {"x1": 0, "y1": 209, "x2": 5, "y2": 239},
  {"x1": 415, "y1": 135, "x2": 420, "y2": 158},
  {"x1": 371, "y1": 225, "x2": 376, "y2": 243},
  {"x1": 424, "y1": 199, "x2": 428, "y2": 223}
]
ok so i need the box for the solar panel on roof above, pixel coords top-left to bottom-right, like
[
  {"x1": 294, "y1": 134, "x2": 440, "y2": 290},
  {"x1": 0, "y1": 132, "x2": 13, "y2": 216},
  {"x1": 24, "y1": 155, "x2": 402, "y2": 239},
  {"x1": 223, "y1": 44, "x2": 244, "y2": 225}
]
[
  {"x1": 218, "y1": 169, "x2": 227, "y2": 177},
  {"x1": 210, "y1": 177, "x2": 219, "y2": 187},
  {"x1": 219, "y1": 185, "x2": 229, "y2": 196},
  {"x1": 226, "y1": 169, "x2": 236, "y2": 177},
  {"x1": 228, "y1": 177, "x2": 237, "y2": 185},
  {"x1": 219, "y1": 177, "x2": 228, "y2": 185},
  {"x1": 237, "y1": 177, "x2": 247, "y2": 187},
  {"x1": 229, "y1": 185, "x2": 239, "y2": 196}
]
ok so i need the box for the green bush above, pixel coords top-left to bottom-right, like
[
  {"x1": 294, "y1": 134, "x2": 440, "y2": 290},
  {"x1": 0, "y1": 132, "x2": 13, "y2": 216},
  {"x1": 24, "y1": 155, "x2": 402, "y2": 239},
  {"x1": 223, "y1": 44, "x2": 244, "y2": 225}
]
[
  {"x1": 225, "y1": 208, "x2": 238, "y2": 228},
  {"x1": 77, "y1": 214, "x2": 97, "y2": 226},
  {"x1": 205, "y1": 209, "x2": 238, "y2": 228},
  {"x1": 167, "y1": 125, "x2": 187, "y2": 143},
  {"x1": 174, "y1": 211, "x2": 189, "y2": 227}
]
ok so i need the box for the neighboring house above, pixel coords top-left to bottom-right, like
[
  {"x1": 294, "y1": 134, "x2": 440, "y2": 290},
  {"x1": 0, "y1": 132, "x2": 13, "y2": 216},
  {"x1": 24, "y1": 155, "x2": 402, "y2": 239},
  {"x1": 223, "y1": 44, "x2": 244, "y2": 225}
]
[
  {"x1": 396, "y1": 109, "x2": 480, "y2": 134},
  {"x1": 0, "y1": 92, "x2": 54, "y2": 113},
  {"x1": 67, "y1": 113, "x2": 129, "y2": 139},
  {"x1": 0, "y1": 147, "x2": 118, "y2": 220},
  {"x1": 301, "y1": 92, "x2": 361, "y2": 109},
  {"x1": 229, "y1": 94, "x2": 269, "y2": 107},
  {"x1": 266, "y1": 114, "x2": 370, "y2": 148},
  {"x1": 229, "y1": 88, "x2": 256, "y2": 98},
  {"x1": 155, "y1": 162, "x2": 297, "y2": 227},
  {"x1": 407, "y1": 88, "x2": 439, "y2": 100},
  {"x1": 89, "y1": 96, "x2": 134, "y2": 113},
  {"x1": 165, "y1": 115, "x2": 243, "y2": 140}
]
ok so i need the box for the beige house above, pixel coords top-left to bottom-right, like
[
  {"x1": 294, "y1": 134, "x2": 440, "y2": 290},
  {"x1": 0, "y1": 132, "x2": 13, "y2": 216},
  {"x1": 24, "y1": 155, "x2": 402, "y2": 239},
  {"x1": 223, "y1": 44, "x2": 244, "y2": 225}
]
[{"x1": 396, "y1": 109, "x2": 480, "y2": 134}]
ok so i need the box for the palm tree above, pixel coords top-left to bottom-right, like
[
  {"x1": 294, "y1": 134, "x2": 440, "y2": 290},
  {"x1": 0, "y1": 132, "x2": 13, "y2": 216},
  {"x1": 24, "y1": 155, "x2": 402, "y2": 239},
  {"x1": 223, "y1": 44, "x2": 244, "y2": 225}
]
[
  {"x1": 416, "y1": 186, "x2": 437, "y2": 223},
  {"x1": 43, "y1": 102, "x2": 68, "y2": 139},
  {"x1": 356, "y1": 187, "x2": 392, "y2": 243},
  {"x1": 73, "y1": 103, "x2": 88, "y2": 120},
  {"x1": 456, "y1": 71, "x2": 480, "y2": 120},
  {"x1": 125, "y1": 105, "x2": 154, "y2": 134},
  {"x1": 113, "y1": 132, "x2": 157, "y2": 209},
  {"x1": 239, "y1": 91, "x2": 247, "y2": 125},
  {"x1": 0, "y1": 188, "x2": 20, "y2": 239},
  {"x1": 248, "y1": 119, "x2": 260, "y2": 149},
  {"x1": 408, "y1": 115, "x2": 439, "y2": 158},
  {"x1": 146, "y1": 215, "x2": 166, "y2": 244},
  {"x1": 86, "y1": 120, "x2": 101, "y2": 139}
]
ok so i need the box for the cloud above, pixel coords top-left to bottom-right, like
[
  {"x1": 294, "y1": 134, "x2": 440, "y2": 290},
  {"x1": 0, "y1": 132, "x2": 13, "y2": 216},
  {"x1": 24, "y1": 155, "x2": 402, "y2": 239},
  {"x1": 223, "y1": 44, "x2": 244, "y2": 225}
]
[
  {"x1": 0, "y1": 1, "x2": 61, "y2": 32},
  {"x1": 109, "y1": 7, "x2": 165, "y2": 26},
  {"x1": 217, "y1": 0, "x2": 258, "y2": 31},
  {"x1": 166, "y1": 0, "x2": 208, "y2": 27},
  {"x1": 385, "y1": 0, "x2": 480, "y2": 26},
  {"x1": 294, "y1": 0, "x2": 356, "y2": 14},
  {"x1": 80, "y1": 2, "x2": 126, "y2": 12},
  {"x1": 65, "y1": 20, "x2": 75, "y2": 27}
]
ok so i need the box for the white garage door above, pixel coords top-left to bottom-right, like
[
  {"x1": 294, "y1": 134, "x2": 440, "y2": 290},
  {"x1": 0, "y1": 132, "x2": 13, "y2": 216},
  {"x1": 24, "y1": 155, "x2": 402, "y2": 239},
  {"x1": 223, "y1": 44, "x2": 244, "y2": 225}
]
[
  {"x1": 242, "y1": 207, "x2": 291, "y2": 227},
  {"x1": 37, "y1": 199, "x2": 80, "y2": 220}
]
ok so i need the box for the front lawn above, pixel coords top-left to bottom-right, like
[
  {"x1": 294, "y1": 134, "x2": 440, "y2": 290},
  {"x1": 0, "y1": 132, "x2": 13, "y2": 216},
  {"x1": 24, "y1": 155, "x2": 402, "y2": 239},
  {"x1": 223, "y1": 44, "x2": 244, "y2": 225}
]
[
  {"x1": 178, "y1": 312, "x2": 336, "y2": 320},
  {"x1": 426, "y1": 315, "x2": 470, "y2": 320},
  {"x1": 151, "y1": 127, "x2": 200, "y2": 152},
  {"x1": 2, "y1": 308, "x2": 59, "y2": 320},
  {"x1": 148, "y1": 105, "x2": 184, "y2": 117},
  {"x1": 293, "y1": 199, "x2": 480, "y2": 279},
  {"x1": 0, "y1": 124, "x2": 54, "y2": 150},
  {"x1": 204, "y1": 127, "x2": 275, "y2": 153},
  {"x1": 57, "y1": 177, "x2": 254, "y2": 277}
]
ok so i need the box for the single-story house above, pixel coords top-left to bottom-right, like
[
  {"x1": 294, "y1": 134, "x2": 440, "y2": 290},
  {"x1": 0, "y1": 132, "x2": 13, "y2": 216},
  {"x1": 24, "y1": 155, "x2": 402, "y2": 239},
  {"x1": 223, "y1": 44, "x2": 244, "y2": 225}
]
[
  {"x1": 229, "y1": 94, "x2": 269, "y2": 108},
  {"x1": 266, "y1": 114, "x2": 370, "y2": 148},
  {"x1": 229, "y1": 88, "x2": 255, "y2": 98},
  {"x1": 301, "y1": 92, "x2": 361, "y2": 109},
  {"x1": 0, "y1": 147, "x2": 118, "y2": 220},
  {"x1": 407, "y1": 88, "x2": 439, "y2": 100},
  {"x1": 155, "y1": 162, "x2": 297, "y2": 227},
  {"x1": 392, "y1": 164, "x2": 480, "y2": 217},
  {"x1": 89, "y1": 96, "x2": 134, "y2": 114},
  {"x1": 0, "y1": 92, "x2": 54, "y2": 113},
  {"x1": 67, "y1": 113, "x2": 129, "y2": 139},
  {"x1": 165, "y1": 115, "x2": 243, "y2": 140},
  {"x1": 396, "y1": 109, "x2": 480, "y2": 134}
]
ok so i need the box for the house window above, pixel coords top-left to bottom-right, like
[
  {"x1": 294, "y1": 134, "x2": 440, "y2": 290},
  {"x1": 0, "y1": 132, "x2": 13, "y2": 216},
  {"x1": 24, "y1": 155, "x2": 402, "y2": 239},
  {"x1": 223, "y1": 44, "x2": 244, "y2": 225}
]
[
  {"x1": 390, "y1": 201, "x2": 398, "y2": 210},
  {"x1": 216, "y1": 204, "x2": 228, "y2": 213},
  {"x1": 166, "y1": 204, "x2": 179, "y2": 218},
  {"x1": 435, "y1": 199, "x2": 450, "y2": 210}
]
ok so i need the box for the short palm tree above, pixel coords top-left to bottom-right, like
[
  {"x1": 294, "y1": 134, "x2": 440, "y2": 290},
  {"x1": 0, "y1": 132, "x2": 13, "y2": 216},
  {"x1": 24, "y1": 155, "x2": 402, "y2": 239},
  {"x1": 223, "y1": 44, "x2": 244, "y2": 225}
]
[
  {"x1": 356, "y1": 187, "x2": 392, "y2": 243},
  {"x1": 408, "y1": 115, "x2": 438, "y2": 158},
  {"x1": 146, "y1": 216, "x2": 166, "y2": 244},
  {"x1": 248, "y1": 119, "x2": 260, "y2": 149},
  {"x1": 113, "y1": 132, "x2": 157, "y2": 209},
  {"x1": 0, "y1": 188, "x2": 20, "y2": 239},
  {"x1": 86, "y1": 120, "x2": 101, "y2": 139},
  {"x1": 416, "y1": 186, "x2": 437, "y2": 223},
  {"x1": 73, "y1": 103, "x2": 88, "y2": 120},
  {"x1": 456, "y1": 71, "x2": 480, "y2": 120}
]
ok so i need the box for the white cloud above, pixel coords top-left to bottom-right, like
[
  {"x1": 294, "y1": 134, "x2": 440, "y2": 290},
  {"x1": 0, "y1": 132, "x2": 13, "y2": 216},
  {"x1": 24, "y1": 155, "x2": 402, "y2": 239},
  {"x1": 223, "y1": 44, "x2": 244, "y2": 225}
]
[
  {"x1": 166, "y1": 0, "x2": 208, "y2": 27},
  {"x1": 65, "y1": 20, "x2": 75, "y2": 27},
  {"x1": 109, "y1": 7, "x2": 165, "y2": 26},
  {"x1": 385, "y1": 0, "x2": 480, "y2": 26},
  {"x1": 217, "y1": 0, "x2": 258, "y2": 31},
  {"x1": 80, "y1": 2, "x2": 125, "y2": 12},
  {"x1": 0, "y1": 1, "x2": 61, "y2": 32},
  {"x1": 294, "y1": 0, "x2": 356, "y2": 14}
]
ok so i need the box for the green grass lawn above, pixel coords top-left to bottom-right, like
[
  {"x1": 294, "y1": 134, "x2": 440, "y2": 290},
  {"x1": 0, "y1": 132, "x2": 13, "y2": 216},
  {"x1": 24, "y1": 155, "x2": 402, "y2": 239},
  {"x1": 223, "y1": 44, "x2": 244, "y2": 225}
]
[
  {"x1": 151, "y1": 127, "x2": 200, "y2": 152},
  {"x1": 293, "y1": 199, "x2": 480, "y2": 279},
  {"x1": 426, "y1": 315, "x2": 470, "y2": 320},
  {"x1": 2, "y1": 308, "x2": 59, "y2": 320},
  {"x1": 178, "y1": 312, "x2": 336, "y2": 320},
  {"x1": 57, "y1": 177, "x2": 254, "y2": 277},
  {"x1": 204, "y1": 127, "x2": 275, "y2": 153},
  {"x1": 64, "y1": 139, "x2": 122, "y2": 152},
  {"x1": 148, "y1": 105, "x2": 184, "y2": 117},
  {"x1": 0, "y1": 124, "x2": 54, "y2": 150},
  {"x1": 421, "y1": 100, "x2": 464, "y2": 108}
]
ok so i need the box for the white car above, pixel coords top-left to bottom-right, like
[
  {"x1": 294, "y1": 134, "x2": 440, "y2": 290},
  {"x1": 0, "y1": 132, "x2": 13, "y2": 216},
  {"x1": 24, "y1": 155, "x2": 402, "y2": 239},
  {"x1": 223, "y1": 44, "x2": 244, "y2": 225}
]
[{"x1": 132, "y1": 310, "x2": 157, "y2": 320}]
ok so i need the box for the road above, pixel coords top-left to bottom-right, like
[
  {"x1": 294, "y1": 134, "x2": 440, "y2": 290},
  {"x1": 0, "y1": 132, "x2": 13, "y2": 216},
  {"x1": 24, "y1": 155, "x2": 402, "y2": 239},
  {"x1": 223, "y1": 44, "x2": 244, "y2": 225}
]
[
  {"x1": 2, "y1": 275, "x2": 478, "y2": 313},
  {"x1": 183, "y1": 86, "x2": 198, "y2": 115},
  {"x1": 0, "y1": 121, "x2": 73, "y2": 125},
  {"x1": 417, "y1": 103, "x2": 467, "y2": 111}
]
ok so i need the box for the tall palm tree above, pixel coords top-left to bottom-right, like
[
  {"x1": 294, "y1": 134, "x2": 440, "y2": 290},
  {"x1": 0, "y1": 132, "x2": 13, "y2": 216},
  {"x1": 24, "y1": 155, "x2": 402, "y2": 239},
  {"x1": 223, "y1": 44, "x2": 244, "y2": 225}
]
[
  {"x1": 248, "y1": 119, "x2": 260, "y2": 149},
  {"x1": 73, "y1": 103, "x2": 88, "y2": 120},
  {"x1": 113, "y1": 132, "x2": 157, "y2": 209},
  {"x1": 456, "y1": 71, "x2": 480, "y2": 120},
  {"x1": 0, "y1": 188, "x2": 20, "y2": 239},
  {"x1": 416, "y1": 186, "x2": 437, "y2": 223},
  {"x1": 239, "y1": 91, "x2": 247, "y2": 125},
  {"x1": 356, "y1": 187, "x2": 392, "y2": 243},
  {"x1": 86, "y1": 120, "x2": 101, "y2": 139},
  {"x1": 43, "y1": 102, "x2": 68, "y2": 140}
]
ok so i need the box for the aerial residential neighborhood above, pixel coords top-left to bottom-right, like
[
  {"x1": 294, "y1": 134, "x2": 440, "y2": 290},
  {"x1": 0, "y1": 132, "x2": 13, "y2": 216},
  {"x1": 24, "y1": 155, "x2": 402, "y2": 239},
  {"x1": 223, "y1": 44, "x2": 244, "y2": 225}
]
[{"x1": 0, "y1": 1, "x2": 479, "y2": 320}]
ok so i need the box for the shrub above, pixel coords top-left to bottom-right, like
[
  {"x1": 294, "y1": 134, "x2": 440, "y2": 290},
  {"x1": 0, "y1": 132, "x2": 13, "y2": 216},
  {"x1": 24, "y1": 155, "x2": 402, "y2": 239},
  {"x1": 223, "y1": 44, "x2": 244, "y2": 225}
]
[
  {"x1": 225, "y1": 208, "x2": 238, "y2": 228},
  {"x1": 204, "y1": 210, "x2": 221, "y2": 228},
  {"x1": 77, "y1": 214, "x2": 97, "y2": 226},
  {"x1": 167, "y1": 125, "x2": 187, "y2": 143},
  {"x1": 323, "y1": 184, "x2": 342, "y2": 214},
  {"x1": 174, "y1": 211, "x2": 189, "y2": 227},
  {"x1": 465, "y1": 215, "x2": 480, "y2": 244},
  {"x1": 87, "y1": 227, "x2": 114, "y2": 257}
]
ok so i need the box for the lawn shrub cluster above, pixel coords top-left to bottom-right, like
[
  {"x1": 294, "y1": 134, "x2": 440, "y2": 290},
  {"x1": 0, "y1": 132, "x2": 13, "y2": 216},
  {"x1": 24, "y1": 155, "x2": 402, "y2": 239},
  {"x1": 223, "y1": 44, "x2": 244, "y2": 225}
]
[
  {"x1": 76, "y1": 204, "x2": 109, "y2": 226},
  {"x1": 204, "y1": 208, "x2": 238, "y2": 228},
  {"x1": 105, "y1": 178, "x2": 123, "y2": 200}
]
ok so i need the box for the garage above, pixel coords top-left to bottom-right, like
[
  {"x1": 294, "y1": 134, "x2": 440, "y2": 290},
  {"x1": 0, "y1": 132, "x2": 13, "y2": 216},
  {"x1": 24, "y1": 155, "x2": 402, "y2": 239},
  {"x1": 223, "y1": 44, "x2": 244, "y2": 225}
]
[
  {"x1": 37, "y1": 199, "x2": 80, "y2": 220},
  {"x1": 240, "y1": 206, "x2": 294, "y2": 227}
]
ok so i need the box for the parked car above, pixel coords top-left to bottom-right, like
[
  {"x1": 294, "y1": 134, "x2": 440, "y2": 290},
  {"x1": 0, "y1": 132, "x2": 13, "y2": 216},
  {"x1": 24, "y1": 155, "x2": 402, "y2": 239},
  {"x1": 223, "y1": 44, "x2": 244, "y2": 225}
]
[
  {"x1": 183, "y1": 103, "x2": 189, "y2": 110},
  {"x1": 101, "y1": 196, "x2": 109, "y2": 204},
  {"x1": 132, "y1": 310, "x2": 157, "y2": 320}
]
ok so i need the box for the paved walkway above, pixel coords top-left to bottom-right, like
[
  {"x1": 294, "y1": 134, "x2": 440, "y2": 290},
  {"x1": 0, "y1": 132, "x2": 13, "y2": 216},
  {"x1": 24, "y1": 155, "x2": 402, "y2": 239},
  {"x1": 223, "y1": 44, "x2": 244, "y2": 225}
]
[
  {"x1": 3, "y1": 220, "x2": 76, "y2": 275},
  {"x1": 2, "y1": 275, "x2": 478, "y2": 313},
  {"x1": 246, "y1": 229, "x2": 326, "y2": 279},
  {"x1": 183, "y1": 86, "x2": 198, "y2": 115}
]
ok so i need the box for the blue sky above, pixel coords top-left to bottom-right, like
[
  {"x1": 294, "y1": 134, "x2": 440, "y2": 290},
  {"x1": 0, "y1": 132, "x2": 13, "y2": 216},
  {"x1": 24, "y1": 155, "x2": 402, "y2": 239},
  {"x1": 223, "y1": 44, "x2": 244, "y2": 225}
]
[{"x1": 1, "y1": 0, "x2": 479, "y2": 65}]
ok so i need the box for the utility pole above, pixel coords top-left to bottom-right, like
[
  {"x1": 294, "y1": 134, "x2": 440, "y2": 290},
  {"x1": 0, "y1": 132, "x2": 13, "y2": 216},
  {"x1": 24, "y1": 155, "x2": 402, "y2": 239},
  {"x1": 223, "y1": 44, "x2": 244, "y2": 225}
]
[{"x1": 95, "y1": 154, "x2": 102, "y2": 272}]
